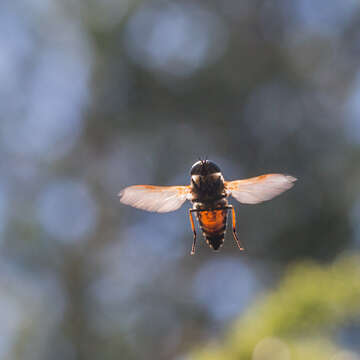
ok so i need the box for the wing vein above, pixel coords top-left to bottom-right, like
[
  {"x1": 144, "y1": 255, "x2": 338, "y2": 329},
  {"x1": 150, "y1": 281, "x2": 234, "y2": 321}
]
[
  {"x1": 119, "y1": 185, "x2": 190, "y2": 212},
  {"x1": 226, "y1": 174, "x2": 296, "y2": 204}
]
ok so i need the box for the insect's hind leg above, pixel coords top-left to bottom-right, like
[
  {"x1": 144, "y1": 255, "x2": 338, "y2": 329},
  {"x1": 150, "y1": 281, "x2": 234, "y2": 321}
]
[
  {"x1": 189, "y1": 209, "x2": 198, "y2": 255},
  {"x1": 226, "y1": 205, "x2": 245, "y2": 251}
]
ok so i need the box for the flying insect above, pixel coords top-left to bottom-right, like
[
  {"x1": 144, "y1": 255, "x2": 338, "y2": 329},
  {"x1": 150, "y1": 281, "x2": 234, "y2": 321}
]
[{"x1": 119, "y1": 160, "x2": 296, "y2": 255}]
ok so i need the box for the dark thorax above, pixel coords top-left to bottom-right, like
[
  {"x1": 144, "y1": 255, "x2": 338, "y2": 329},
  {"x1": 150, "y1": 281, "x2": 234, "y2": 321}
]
[
  {"x1": 190, "y1": 172, "x2": 226, "y2": 208},
  {"x1": 189, "y1": 160, "x2": 227, "y2": 209}
]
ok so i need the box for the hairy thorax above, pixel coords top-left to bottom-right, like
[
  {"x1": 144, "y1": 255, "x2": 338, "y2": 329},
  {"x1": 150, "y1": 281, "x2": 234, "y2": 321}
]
[{"x1": 190, "y1": 172, "x2": 226, "y2": 207}]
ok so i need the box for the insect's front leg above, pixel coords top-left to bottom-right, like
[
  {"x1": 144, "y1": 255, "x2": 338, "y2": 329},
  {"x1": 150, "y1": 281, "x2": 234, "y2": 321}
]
[
  {"x1": 225, "y1": 205, "x2": 245, "y2": 251},
  {"x1": 189, "y1": 209, "x2": 198, "y2": 255}
]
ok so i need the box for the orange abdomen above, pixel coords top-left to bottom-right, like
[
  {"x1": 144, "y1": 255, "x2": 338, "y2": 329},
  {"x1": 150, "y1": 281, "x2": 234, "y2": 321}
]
[{"x1": 197, "y1": 209, "x2": 228, "y2": 250}]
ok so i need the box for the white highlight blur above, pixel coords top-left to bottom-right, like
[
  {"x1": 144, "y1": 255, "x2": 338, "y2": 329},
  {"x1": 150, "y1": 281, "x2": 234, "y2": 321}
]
[
  {"x1": 193, "y1": 257, "x2": 256, "y2": 321},
  {"x1": 252, "y1": 337, "x2": 291, "y2": 360},
  {"x1": 37, "y1": 180, "x2": 97, "y2": 243},
  {"x1": 331, "y1": 350, "x2": 360, "y2": 360},
  {"x1": 0, "y1": 1, "x2": 91, "y2": 161},
  {"x1": 124, "y1": 3, "x2": 228, "y2": 77}
]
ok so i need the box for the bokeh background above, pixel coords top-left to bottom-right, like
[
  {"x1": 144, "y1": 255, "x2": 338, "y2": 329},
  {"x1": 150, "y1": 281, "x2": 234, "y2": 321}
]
[{"x1": 1, "y1": 0, "x2": 360, "y2": 359}]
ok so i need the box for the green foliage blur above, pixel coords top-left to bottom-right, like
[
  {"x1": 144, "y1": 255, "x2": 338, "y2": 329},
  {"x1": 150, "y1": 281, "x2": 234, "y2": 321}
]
[{"x1": 194, "y1": 255, "x2": 360, "y2": 360}]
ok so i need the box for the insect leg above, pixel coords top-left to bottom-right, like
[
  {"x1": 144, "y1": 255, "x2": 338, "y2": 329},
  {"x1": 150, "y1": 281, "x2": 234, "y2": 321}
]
[
  {"x1": 226, "y1": 205, "x2": 245, "y2": 251},
  {"x1": 189, "y1": 209, "x2": 198, "y2": 255}
]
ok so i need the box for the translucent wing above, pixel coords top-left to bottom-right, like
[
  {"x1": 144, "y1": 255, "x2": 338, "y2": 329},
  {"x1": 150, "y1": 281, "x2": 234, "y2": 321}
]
[
  {"x1": 225, "y1": 174, "x2": 297, "y2": 204},
  {"x1": 118, "y1": 185, "x2": 191, "y2": 213}
]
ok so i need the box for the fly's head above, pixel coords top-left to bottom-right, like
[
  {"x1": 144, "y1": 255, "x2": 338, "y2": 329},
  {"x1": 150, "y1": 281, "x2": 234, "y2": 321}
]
[{"x1": 190, "y1": 160, "x2": 224, "y2": 196}]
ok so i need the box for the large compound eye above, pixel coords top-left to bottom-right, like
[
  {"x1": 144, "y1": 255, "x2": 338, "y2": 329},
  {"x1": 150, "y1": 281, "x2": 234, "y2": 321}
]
[
  {"x1": 190, "y1": 160, "x2": 221, "y2": 175},
  {"x1": 190, "y1": 161, "x2": 203, "y2": 175},
  {"x1": 206, "y1": 161, "x2": 220, "y2": 174}
]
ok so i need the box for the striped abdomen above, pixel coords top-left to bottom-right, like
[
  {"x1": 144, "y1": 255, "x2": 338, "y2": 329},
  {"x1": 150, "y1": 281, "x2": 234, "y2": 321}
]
[{"x1": 197, "y1": 209, "x2": 228, "y2": 250}]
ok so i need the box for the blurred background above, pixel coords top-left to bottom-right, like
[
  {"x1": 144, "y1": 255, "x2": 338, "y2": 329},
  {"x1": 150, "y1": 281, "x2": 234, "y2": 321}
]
[{"x1": 1, "y1": 0, "x2": 360, "y2": 359}]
